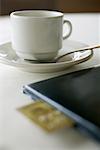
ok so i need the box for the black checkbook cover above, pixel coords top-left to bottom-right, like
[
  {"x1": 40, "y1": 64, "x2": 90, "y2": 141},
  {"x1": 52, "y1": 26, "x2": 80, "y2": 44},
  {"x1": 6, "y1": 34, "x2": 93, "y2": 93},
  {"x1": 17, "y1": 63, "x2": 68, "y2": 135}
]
[{"x1": 23, "y1": 66, "x2": 100, "y2": 141}]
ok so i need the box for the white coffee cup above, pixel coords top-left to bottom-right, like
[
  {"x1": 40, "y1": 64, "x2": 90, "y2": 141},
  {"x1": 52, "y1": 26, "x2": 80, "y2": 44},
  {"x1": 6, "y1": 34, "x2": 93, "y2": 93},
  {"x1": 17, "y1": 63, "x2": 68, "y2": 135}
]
[{"x1": 10, "y1": 10, "x2": 72, "y2": 61}]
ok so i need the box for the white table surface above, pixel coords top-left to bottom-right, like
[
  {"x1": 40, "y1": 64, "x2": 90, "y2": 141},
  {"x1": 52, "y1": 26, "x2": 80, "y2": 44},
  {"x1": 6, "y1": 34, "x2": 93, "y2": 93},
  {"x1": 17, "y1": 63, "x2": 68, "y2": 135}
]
[{"x1": 0, "y1": 14, "x2": 100, "y2": 150}]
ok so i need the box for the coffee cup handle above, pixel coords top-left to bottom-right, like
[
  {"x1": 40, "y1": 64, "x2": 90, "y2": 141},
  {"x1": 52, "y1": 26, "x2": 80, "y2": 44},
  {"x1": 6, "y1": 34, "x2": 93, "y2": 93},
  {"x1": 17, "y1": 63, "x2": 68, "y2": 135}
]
[{"x1": 63, "y1": 20, "x2": 72, "y2": 40}]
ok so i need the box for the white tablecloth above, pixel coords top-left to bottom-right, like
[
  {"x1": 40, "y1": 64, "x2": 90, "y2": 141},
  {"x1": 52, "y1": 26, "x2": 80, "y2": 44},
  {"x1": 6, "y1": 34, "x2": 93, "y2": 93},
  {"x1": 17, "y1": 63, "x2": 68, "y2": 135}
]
[{"x1": 0, "y1": 14, "x2": 100, "y2": 150}]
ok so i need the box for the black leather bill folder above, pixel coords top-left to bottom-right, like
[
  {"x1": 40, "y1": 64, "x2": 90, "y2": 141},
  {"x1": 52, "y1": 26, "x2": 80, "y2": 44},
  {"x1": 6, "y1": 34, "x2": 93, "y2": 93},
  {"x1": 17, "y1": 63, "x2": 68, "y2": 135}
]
[{"x1": 23, "y1": 66, "x2": 100, "y2": 141}]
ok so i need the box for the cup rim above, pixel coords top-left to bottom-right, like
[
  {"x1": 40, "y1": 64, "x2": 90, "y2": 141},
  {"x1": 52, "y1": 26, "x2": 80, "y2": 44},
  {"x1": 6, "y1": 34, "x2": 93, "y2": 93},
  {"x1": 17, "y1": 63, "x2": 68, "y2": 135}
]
[{"x1": 10, "y1": 10, "x2": 64, "y2": 19}]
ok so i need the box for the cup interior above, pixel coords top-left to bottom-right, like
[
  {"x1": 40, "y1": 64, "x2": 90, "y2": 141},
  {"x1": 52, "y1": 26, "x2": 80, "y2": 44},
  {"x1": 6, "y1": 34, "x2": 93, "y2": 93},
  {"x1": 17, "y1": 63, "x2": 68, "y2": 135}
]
[{"x1": 11, "y1": 10, "x2": 63, "y2": 18}]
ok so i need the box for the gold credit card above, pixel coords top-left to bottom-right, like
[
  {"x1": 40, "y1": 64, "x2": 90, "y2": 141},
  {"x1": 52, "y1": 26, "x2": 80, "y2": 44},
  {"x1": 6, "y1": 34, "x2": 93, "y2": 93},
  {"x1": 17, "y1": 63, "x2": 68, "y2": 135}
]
[{"x1": 18, "y1": 101, "x2": 74, "y2": 132}]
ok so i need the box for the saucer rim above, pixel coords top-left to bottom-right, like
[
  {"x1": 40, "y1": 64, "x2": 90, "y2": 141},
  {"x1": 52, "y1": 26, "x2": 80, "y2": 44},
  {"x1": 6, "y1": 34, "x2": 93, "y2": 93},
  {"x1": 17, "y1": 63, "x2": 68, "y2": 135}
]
[
  {"x1": 0, "y1": 42, "x2": 93, "y2": 67},
  {"x1": 0, "y1": 41, "x2": 93, "y2": 73}
]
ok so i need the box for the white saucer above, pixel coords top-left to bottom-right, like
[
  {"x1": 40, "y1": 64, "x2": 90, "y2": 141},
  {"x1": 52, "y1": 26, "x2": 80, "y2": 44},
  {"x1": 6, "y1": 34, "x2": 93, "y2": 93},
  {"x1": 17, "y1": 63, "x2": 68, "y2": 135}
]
[{"x1": 0, "y1": 40, "x2": 93, "y2": 73}]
